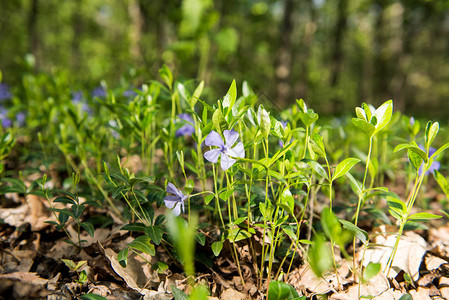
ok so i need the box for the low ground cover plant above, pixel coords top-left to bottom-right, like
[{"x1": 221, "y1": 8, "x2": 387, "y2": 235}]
[{"x1": 0, "y1": 67, "x2": 448, "y2": 299}]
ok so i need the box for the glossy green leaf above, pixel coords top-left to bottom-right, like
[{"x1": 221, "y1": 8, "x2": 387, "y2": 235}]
[
  {"x1": 267, "y1": 281, "x2": 300, "y2": 300},
  {"x1": 425, "y1": 121, "x2": 439, "y2": 148},
  {"x1": 171, "y1": 285, "x2": 189, "y2": 300},
  {"x1": 118, "y1": 247, "x2": 128, "y2": 268},
  {"x1": 211, "y1": 241, "x2": 223, "y2": 256},
  {"x1": 310, "y1": 133, "x2": 326, "y2": 158},
  {"x1": 408, "y1": 149, "x2": 423, "y2": 171},
  {"x1": 189, "y1": 80, "x2": 204, "y2": 108},
  {"x1": 222, "y1": 80, "x2": 237, "y2": 110},
  {"x1": 407, "y1": 212, "x2": 441, "y2": 221},
  {"x1": 277, "y1": 187, "x2": 294, "y2": 215},
  {"x1": 121, "y1": 223, "x2": 146, "y2": 232},
  {"x1": 129, "y1": 235, "x2": 155, "y2": 256},
  {"x1": 373, "y1": 100, "x2": 393, "y2": 134},
  {"x1": 431, "y1": 142, "x2": 449, "y2": 160},
  {"x1": 145, "y1": 225, "x2": 163, "y2": 245},
  {"x1": 332, "y1": 158, "x2": 360, "y2": 181},
  {"x1": 80, "y1": 222, "x2": 95, "y2": 238},
  {"x1": 386, "y1": 196, "x2": 407, "y2": 215},
  {"x1": 363, "y1": 262, "x2": 381, "y2": 282},
  {"x1": 212, "y1": 108, "x2": 227, "y2": 135},
  {"x1": 394, "y1": 143, "x2": 427, "y2": 161},
  {"x1": 339, "y1": 219, "x2": 368, "y2": 244},
  {"x1": 80, "y1": 293, "x2": 108, "y2": 300},
  {"x1": 159, "y1": 65, "x2": 173, "y2": 90},
  {"x1": 304, "y1": 159, "x2": 328, "y2": 181},
  {"x1": 352, "y1": 118, "x2": 375, "y2": 137},
  {"x1": 258, "y1": 106, "x2": 271, "y2": 138}
]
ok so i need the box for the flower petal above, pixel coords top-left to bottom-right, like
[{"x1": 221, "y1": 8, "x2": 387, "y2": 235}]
[
  {"x1": 172, "y1": 202, "x2": 182, "y2": 216},
  {"x1": 221, "y1": 154, "x2": 236, "y2": 170},
  {"x1": 205, "y1": 130, "x2": 224, "y2": 147},
  {"x1": 165, "y1": 197, "x2": 179, "y2": 209},
  {"x1": 166, "y1": 182, "x2": 180, "y2": 195},
  {"x1": 204, "y1": 149, "x2": 222, "y2": 163},
  {"x1": 223, "y1": 130, "x2": 239, "y2": 148},
  {"x1": 227, "y1": 142, "x2": 245, "y2": 159}
]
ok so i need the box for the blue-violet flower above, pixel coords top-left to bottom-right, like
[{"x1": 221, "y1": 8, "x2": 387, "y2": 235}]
[
  {"x1": 204, "y1": 130, "x2": 245, "y2": 170},
  {"x1": 176, "y1": 114, "x2": 195, "y2": 137},
  {"x1": 164, "y1": 183, "x2": 187, "y2": 216}
]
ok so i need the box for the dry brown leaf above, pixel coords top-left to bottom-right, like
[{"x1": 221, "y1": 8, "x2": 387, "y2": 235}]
[
  {"x1": 103, "y1": 248, "x2": 169, "y2": 299},
  {"x1": 330, "y1": 271, "x2": 390, "y2": 300},
  {"x1": 409, "y1": 286, "x2": 432, "y2": 300},
  {"x1": 0, "y1": 272, "x2": 48, "y2": 285},
  {"x1": 362, "y1": 231, "x2": 427, "y2": 280},
  {"x1": 426, "y1": 255, "x2": 448, "y2": 271},
  {"x1": 220, "y1": 288, "x2": 246, "y2": 300},
  {"x1": 287, "y1": 264, "x2": 335, "y2": 294},
  {"x1": 0, "y1": 195, "x2": 50, "y2": 231}
]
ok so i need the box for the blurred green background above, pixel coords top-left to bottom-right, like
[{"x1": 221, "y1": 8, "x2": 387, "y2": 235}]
[{"x1": 1, "y1": 0, "x2": 449, "y2": 118}]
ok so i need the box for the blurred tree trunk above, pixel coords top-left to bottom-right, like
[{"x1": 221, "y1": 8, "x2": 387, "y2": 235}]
[
  {"x1": 128, "y1": 0, "x2": 144, "y2": 67},
  {"x1": 27, "y1": 0, "x2": 39, "y2": 70},
  {"x1": 330, "y1": 0, "x2": 348, "y2": 114},
  {"x1": 275, "y1": 0, "x2": 296, "y2": 108},
  {"x1": 71, "y1": 0, "x2": 82, "y2": 70}
]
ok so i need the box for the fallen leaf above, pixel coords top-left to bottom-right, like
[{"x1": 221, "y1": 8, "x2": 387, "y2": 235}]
[
  {"x1": 362, "y1": 230, "x2": 427, "y2": 280},
  {"x1": 330, "y1": 271, "x2": 390, "y2": 300},
  {"x1": 0, "y1": 272, "x2": 48, "y2": 285}
]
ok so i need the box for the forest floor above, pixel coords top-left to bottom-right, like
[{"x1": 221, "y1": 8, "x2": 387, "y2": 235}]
[{"x1": 1, "y1": 188, "x2": 449, "y2": 300}]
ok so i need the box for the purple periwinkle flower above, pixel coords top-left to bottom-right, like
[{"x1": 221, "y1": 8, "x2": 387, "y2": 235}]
[
  {"x1": 91, "y1": 86, "x2": 106, "y2": 98},
  {"x1": 16, "y1": 112, "x2": 26, "y2": 127},
  {"x1": 164, "y1": 183, "x2": 187, "y2": 216},
  {"x1": 72, "y1": 91, "x2": 83, "y2": 103},
  {"x1": 409, "y1": 117, "x2": 415, "y2": 126},
  {"x1": 418, "y1": 145, "x2": 441, "y2": 176},
  {"x1": 204, "y1": 130, "x2": 245, "y2": 170},
  {"x1": 123, "y1": 88, "x2": 137, "y2": 98},
  {"x1": 0, "y1": 107, "x2": 11, "y2": 128},
  {"x1": 0, "y1": 84, "x2": 12, "y2": 101},
  {"x1": 176, "y1": 114, "x2": 195, "y2": 137}
]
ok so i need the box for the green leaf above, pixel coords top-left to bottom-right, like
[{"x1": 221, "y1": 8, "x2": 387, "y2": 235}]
[
  {"x1": 407, "y1": 212, "x2": 441, "y2": 222},
  {"x1": 212, "y1": 108, "x2": 227, "y2": 135},
  {"x1": 362, "y1": 103, "x2": 373, "y2": 121},
  {"x1": 434, "y1": 170, "x2": 449, "y2": 196},
  {"x1": 159, "y1": 65, "x2": 173, "y2": 90},
  {"x1": 258, "y1": 106, "x2": 271, "y2": 138},
  {"x1": 373, "y1": 100, "x2": 393, "y2": 134},
  {"x1": 310, "y1": 133, "x2": 326, "y2": 158},
  {"x1": 121, "y1": 223, "x2": 146, "y2": 232},
  {"x1": 223, "y1": 80, "x2": 237, "y2": 111},
  {"x1": 408, "y1": 149, "x2": 423, "y2": 171},
  {"x1": 129, "y1": 235, "x2": 155, "y2": 256},
  {"x1": 80, "y1": 222, "x2": 95, "y2": 238},
  {"x1": 80, "y1": 294, "x2": 109, "y2": 300},
  {"x1": 355, "y1": 107, "x2": 367, "y2": 120},
  {"x1": 145, "y1": 225, "x2": 164, "y2": 245},
  {"x1": 394, "y1": 143, "x2": 427, "y2": 161},
  {"x1": 339, "y1": 219, "x2": 368, "y2": 244},
  {"x1": 196, "y1": 232, "x2": 206, "y2": 246},
  {"x1": 386, "y1": 196, "x2": 407, "y2": 215},
  {"x1": 332, "y1": 158, "x2": 360, "y2": 181},
  {"x1": 303, "y1": 159, "x2": 328, "y2": 181},
  {"x1": 211, "y1": 241, "x2": 223, "y2": 256},
  {"x1": 398, "y1": 294, "x2": 413, "y2": 300},
  {"x1": 78, "y1": 270, "x2": 88, "y2": 284},
  {"x1": 227, "y1": 227, "x2": 252, "y2": 243},
  {"x1": 61, "y1": 259, "x2": 77, "y2": 270},
  {"x1": 118, "y1": 247, "x2": 128, "y2": 268},
  {"x1": 431, "y1": 142, "x2": 449, "y2": 160},
  {"x1": 189, "y1": 80, "x2": 204, "y2": 108},
  {"x1": 352, "y1": 118, "x2": 375, "y2": 137},
  {"x1": 267, "y1": 281, "x2": 300, "y2": 300},
  {"x1": 277, "y1": 187, "x2": 294, "y2": 215},
  {"x1": 204, "y1": 194, "x2": 215, "y2": 205},
  {"x1": 71, "y1": 204, "x2": 85, "y2": 219},
  {"x1": 171, "y1": 285, "x2": 189, "y2": 300},
  {"x1": 363, "y1": 262, "x2": 381, "y2": 282},
  {"x1": 308, "y1": 234, "x2": 332, "y2": 278},
  {"x1": 425, "y1": 121, "x2": 439, "y2": 148}
]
